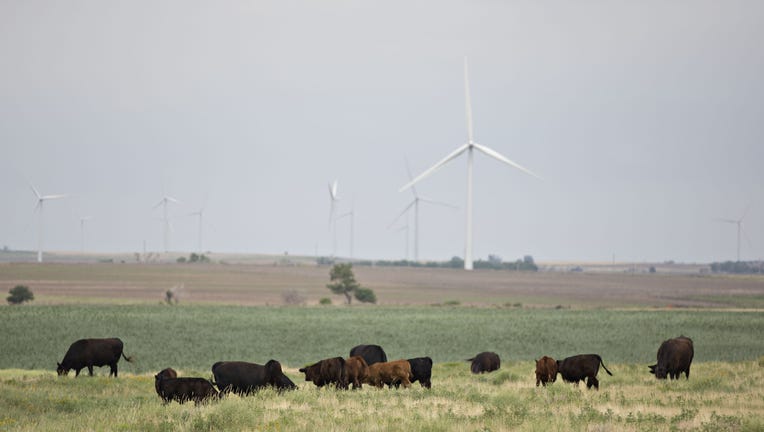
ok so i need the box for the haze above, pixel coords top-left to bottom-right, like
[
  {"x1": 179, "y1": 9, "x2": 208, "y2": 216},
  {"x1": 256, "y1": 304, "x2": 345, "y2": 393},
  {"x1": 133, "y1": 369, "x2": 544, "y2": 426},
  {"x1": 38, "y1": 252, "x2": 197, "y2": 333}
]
[{"x1": 1, "y1": 1, "x2": 762, "y2": 263}]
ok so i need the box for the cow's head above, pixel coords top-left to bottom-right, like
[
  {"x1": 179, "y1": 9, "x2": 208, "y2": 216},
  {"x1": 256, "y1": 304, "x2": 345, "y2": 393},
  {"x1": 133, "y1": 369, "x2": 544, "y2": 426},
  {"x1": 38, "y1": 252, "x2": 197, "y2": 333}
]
[
  {"x1": 654, "y1": 365, "x2": 668, "y2": 379},
  {"x1": 56, "y1": 362, "x2": 69, "y2": 376}
]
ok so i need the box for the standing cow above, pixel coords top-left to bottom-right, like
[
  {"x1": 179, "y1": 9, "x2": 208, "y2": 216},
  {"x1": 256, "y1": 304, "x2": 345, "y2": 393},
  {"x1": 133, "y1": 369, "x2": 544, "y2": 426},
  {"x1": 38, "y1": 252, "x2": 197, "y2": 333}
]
[
  {"x1": 212, "y1": 360, "x2": 297, "y2": 395},
  {"x1": 467, "y1": 352, "x2": 500, "y2": 374},
  {"x1": 349, "y1": 344, "x2": 387, "y2": 366},
  {"x1": 56, "y1": 338, "x2": 133, "y2": 377},
  {"x1": 364, "y1": 360, "x2": 412, "y2": 388},
  {"x1": 344, "y1": 356, "x2": 369, "y2": 389},
  {"x1": 649, "y1": 336, "x2": 694, "y2": 380},
  {"x1": 556, "y1": 354, "x2": 612, "y2": 389},
  {"x1": 407, "y1": 357, "x2": 433, "y2": 389},
  {"x1": 535, "y1": 356, "x2": 557, "y2": 387},
  {"x1": 299, "y1": 357, "x2": 348, "y2": 389}
]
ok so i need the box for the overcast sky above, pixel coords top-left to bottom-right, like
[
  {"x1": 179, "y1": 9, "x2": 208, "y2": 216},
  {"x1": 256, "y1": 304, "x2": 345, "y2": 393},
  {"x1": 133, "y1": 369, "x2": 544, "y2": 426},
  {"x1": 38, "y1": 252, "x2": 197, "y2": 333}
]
[{"x1": 1, "y1": 1, "x2": 762, "y2": 263}]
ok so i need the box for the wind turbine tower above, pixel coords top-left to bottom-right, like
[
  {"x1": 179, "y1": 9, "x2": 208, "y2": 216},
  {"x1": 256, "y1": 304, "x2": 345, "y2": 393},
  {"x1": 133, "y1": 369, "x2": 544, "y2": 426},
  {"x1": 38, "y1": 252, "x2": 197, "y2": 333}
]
[
  {"x1": 31, "y1": 185, "x2": 67, "y2": 263},
  {"x1": 400, "y1": 58, "x2": 541, "y2": 270},
  {"x1": 328, "y1": 180, "x2": 340, "y2": 257},
  {"x1": 716, "y1": 206, "x2": 752, "y2": 262},
  {"x1": 154, "y1": 196, "x2": 180, "y2": 253}
]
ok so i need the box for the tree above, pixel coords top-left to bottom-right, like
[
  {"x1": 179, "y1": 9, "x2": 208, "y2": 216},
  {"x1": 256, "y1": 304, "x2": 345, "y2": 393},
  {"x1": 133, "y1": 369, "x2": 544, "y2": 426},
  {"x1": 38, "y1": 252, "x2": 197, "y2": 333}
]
[
  {"x1": 354, "y1": 287, "x2": 377, "y2": 304},
  {"x1": 7, "y1": 285, "x2": 34, "y2": 305},
  {"x1": 327, "y1": 263, "x2": 367, "y2": 304}
]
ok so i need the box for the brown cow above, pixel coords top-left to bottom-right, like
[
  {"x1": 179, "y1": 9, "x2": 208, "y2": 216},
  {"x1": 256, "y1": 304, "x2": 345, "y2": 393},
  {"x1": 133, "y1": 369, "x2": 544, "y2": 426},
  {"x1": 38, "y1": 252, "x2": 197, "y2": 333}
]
[
  {"x1": 299, "y1": 357, "x2": 347, "y2": 389},
  {"x1": 344, "y1": 356, "x2": 368, "y2": 389},
  {"x1": 154, "y1": 368, "x2": 178, "y2": 394},
  {"x1": 535, "y1": 356, "x2": 557, "y2": 387},
  {"x1": 649, "y1": 336, "x2": 694, "y2": 380},
  {"x1": 467, "y1": 352, "x2": 500, "y2": 374},
  {"x1": 363, "y1": 360, "x2": 412, "y2": 388}
]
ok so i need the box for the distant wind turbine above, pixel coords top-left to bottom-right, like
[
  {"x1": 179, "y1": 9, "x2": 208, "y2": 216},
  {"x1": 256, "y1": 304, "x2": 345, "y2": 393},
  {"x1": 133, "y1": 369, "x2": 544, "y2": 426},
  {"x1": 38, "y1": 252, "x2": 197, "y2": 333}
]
[
  {"x1": 715, "y1": 205, "x2": 752, "y2": 262},
  {"x1": 80, "y1": 216, "x2": 92, "y2": 253},
  {"x1": 390, "y1": 158, "x2": 457, "y2": 262},
  {"x1": 336, "y1": 199, "x2": 355, "y2": 259},
  {"x1": 30, "y1": 185, "x2": 67, "y2": 263},
  {"x1": 399, "y1": 57, "x2": 542, "y2": 270},
  {"x1": 392, "y1": 221, "x2": 409, "y2": 261},
  {"x1": 188, "y1": 202, "x2": 206, "y2": 254},
  {"x1": 154, "y1": 195, "x2": 180, "y2": 252},
  {"x1": 328, "y1": 180, "x2": 340, "y2": 256}
]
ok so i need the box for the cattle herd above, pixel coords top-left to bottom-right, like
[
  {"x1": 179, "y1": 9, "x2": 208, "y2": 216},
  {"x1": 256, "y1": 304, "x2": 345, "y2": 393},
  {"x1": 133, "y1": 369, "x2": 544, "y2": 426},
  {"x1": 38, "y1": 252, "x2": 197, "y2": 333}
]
[{"x1": 55, "y1": 336, "x2": 695, "y2": 405}]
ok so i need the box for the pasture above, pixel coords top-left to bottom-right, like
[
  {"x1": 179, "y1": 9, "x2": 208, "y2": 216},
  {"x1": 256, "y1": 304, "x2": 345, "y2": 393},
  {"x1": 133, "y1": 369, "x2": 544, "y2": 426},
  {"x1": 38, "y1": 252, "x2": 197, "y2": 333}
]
[{"x1": 1, "y1": 262, "x2": 763, "y2": 430}]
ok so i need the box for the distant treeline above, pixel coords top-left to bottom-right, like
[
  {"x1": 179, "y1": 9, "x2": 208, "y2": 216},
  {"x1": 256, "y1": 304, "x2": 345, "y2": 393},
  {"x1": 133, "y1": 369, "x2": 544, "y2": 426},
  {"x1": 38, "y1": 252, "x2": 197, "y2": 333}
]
[
  {"x1": 710, "y1": 261, "x2": 764, "y2": 274},
  {"x1": 317, "y1": 255, "x2": 539, "y2": 271}
]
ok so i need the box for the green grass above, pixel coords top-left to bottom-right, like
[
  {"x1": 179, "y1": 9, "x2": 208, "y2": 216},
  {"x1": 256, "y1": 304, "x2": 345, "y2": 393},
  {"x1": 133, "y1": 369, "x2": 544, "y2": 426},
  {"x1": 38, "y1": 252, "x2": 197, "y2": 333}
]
[
  {"x1": 1, "y1": 305, "x2": 763, "y2": 374},
  {"x1": 0, "y1": 361, "x2": 762, "y2": 431}
]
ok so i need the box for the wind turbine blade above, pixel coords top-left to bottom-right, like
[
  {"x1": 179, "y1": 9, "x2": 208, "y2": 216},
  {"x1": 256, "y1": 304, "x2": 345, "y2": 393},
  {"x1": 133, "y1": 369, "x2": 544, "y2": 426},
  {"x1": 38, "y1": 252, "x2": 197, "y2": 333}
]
[
  {"x1": 472, "y1": 142, "x2": 543, "y2": 180},
  {"x1": 740, "y1": 203, "x2": 753, "y2": 222},
  {"x1": 328, "y1": 180, "x2": 339, "y2": 200},
  {"x1": 399, "y1": 143, "x2": 470, "y2": 192},
  {"x1": 41, "y1": 194, "x2": 67, "y2": 200},
  {"x1": 404, "y1": 157, "x2": 419, "y2": 198},
  {"x1": 714, "y1": 218, "x2": 737, "y2": 224},
  {"x1": 388, "y1": 200, "x2": 416, "y2": 229},
  {"x1": 166, "y1": 196, "x2": 181, "y2": 204},
  {"x1": 30, "y1": 185, "x2": 42, "y2": 199},
  {"x1": 419, "y1": 197, "x2": 459, "y2": 209},
  {"x1": 464, "y1": 56, "x2": 474, "y2": 143},
  {"x1": 153, "y1": 199, "x2": 165, "y2": 209}
]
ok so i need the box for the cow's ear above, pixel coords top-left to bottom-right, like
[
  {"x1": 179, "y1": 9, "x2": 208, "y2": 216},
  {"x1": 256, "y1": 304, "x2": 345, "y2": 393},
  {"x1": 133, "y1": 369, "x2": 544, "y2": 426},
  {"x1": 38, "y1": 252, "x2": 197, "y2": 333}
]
[{"x1": 57, "y1": 362, "x2": 61, "y2": 368}]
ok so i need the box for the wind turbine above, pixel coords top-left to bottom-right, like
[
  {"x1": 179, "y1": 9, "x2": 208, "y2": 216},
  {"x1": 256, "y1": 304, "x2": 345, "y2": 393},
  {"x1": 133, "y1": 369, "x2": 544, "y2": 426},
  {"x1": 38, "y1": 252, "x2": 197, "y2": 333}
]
[
  {"x1": 390, "y1": 159, "x2": 457, "y2": 262},
  {"x1": 80, "y1": 216, "x2": 92, "y2": 254},
  {"x1": 715, "y1": 205, "x2": 752, "y2": 262},
  {"x1": 336, "y1": 200, "x2": 355, "y2": 259},
  {"x1": 328, "y1": 180, "x2": 340, "y2": 257},
  {"x1": 154, "y1": 195, "x2": 180, "y2": 253},
  {"x1": 392, "y1": 221, "x2": 409, "y2": 261},
  {"x1": 189, "y1": 206, "x2": 205, "y2": 254},
  {"x1": 399, "y1": 57, "x2": 542, "y2": 270},
  {"x1": 31, "y1": 185, "x2": 67, "y2": 263}
]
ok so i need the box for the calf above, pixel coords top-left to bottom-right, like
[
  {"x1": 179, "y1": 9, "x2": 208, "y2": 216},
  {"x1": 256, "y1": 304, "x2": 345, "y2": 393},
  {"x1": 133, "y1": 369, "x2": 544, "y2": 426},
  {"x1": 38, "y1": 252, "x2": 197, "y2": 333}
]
[
  {"x1": 364, "y1": 360, "x2": 412, "y2": 388},
  {"x1": 154, "y1": 368, "x2": 178, "y2": 394},
  {"x1": 535, "y1": 356, "x2": 557, "y2": 387},
  {"x1": 344, "y1": 356, "x2": 369, "y2": 389},
  {"x1": 467, "y1": 352, "x2": 500, "y2": 374},
  {"x1": 155, "y1": 375, "x2": 219, "y2": 405},
  {"x1": 299, "y1": 357, "x2": 348, "y2": 390},
  {"x1": 556, "y1": 354, "x2": 612, "y2": 389}
]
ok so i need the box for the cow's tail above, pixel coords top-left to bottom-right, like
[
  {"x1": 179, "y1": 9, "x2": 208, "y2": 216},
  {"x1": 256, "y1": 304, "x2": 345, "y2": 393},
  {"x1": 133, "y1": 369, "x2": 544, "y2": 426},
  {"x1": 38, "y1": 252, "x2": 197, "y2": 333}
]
[
  {"x1": 598, "y1": 355, "x2": 613, "y2": 376},
  {"x1": 122, "y1": 352, "x2": 134, "y2": 363}
]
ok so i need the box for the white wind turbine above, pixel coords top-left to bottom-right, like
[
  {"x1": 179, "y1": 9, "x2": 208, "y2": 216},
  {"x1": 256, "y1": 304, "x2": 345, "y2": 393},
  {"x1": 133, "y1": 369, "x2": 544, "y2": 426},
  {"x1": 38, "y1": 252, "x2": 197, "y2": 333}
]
[
  {"x1": 715, "y1": 205, "x2": 752, "y2": 262},
  {"x1": 390, "y1": 159, "x2": 457, "y2": 262},
  {"x1": 328, "y1": 180, "x2": 340, "y2": 257},
  {"x1": 154, "y1": 195, "x2": 180, "y2": 252},
  {"x1": 189, "y1": 206, "x2": 205, "y2": 254},
  {"x1": 400, "y1": 57, "x2": 542, "y2": 270},
  {"x1": 31, "y1": 185, "x2": 67, "y2": 263},
  {"x1": 80, "y1": 216, "x2": 92, "y2": 254}
]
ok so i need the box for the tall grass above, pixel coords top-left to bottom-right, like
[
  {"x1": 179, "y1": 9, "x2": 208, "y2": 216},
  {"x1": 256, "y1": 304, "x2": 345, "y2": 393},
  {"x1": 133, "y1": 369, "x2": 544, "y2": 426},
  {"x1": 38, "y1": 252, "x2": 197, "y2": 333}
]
[
  {"x1": 1, "y1": 305, "x2": 762, "y2": 373},
  {"x1": 0, "y1": 361, "x2": 762, "y2": 431}
]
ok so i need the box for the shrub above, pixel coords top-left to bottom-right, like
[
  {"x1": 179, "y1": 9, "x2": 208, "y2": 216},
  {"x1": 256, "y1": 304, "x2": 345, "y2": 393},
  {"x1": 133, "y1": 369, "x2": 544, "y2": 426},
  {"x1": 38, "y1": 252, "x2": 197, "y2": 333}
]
[
  {"x1": 354, "y1": 287, "x2": 377, "y2": 304},
  {"x1": 282, "y1": 290, "x2": 306, "y2": 305},
  {"x1": 7, "y1": 285, "x2": 34, "y2": 305},
  {"x1": 319, "y1": 298, "x2": 332, "y2": 305}
]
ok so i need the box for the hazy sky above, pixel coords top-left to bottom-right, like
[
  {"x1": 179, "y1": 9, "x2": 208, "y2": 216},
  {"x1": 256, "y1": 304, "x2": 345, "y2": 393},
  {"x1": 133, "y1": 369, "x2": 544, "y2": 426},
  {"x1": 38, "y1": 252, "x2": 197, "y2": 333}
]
[{"x1": 1, "y1": 1, "x2": 762, "y2": 263}]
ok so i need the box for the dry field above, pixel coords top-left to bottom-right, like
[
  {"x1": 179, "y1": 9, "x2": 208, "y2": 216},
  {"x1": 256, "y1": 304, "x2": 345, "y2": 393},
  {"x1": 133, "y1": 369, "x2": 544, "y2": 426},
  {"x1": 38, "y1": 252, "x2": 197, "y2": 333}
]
[{"x1": 1, "y1": 262, "x2": 762, "y2": 308}]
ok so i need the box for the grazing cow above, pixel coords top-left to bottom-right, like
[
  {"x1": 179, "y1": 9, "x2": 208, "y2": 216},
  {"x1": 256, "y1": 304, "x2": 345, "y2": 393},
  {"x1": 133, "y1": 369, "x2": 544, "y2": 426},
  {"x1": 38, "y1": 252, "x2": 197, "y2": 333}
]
[
  {"x1": 535, "y1": 356, "x2": 557, "y2": 387},
  {"x1": 212, "y1": 360, "x2": 296, "y2": 395},
  {"x1": 155, "y1": 368, "x2": 178, "y2": 394},
  {"x1": 556, "y1": 354, "x2": 612, "y2": 389},
  {"x1": 349, "y1": 344, "x2": 387, "y2": 366},
  {"x1": 649, "y1": 336, "x2": 694, "y2": 380},
  {"x1": 56, "y1": 338, "x2": 133, "y2": 377},
  {"x1": 364, "y1": 360, "x2": 412, "y2": 388},
  {"x1": 299, "y1": 357, "x2": 347, "y2": 389},
  {"x1": 467, "y1": 352, "x2": 500, "y2": 374},
  {"x1": 407, "y1": 357, "x2": 433, "y2": 389},
  {"x1": 344, "y1": 356, "x2": 369, "y2": 389},
  {"x1": 155, "y1": 374, "x2": 219, "y2": 405}
]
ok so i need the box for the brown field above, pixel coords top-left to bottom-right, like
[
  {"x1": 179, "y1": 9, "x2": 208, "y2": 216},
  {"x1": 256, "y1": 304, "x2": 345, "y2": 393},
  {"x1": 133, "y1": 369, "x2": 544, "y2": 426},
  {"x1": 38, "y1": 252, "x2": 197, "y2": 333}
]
[{"x1": 1, "y1": 261, "x2": 762, "y2": 308}]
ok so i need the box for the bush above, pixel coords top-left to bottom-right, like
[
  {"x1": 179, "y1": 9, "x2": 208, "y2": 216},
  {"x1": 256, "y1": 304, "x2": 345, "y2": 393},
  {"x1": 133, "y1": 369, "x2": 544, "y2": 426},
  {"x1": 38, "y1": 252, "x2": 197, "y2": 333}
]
[
  {"x1": 282, "y1": 290, "x2": 305, "y2": 305},
  {"x1": 354, "y1": 287, "x2": 377, "y2": 304},
  {"x1": 319, "y1": 298, "x2": 332, "y2": 305},
  {"x1": 7, "y1": 285, "x2": 34, "y2": 305}
]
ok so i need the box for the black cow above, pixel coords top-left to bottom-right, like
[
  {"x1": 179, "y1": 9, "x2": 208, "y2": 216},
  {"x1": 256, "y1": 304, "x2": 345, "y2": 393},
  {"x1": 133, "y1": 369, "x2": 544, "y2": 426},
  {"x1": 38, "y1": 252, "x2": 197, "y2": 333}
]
[
  {"x1": 399, "y1": 357, "x2": 433, "y2": 389},
  {"x1": 467, "y1": 352, "x2": 500, "y2": 374},
  {"x1": 299, "y1": 357, "x2": 348, "y2": 389},
  {"x1": 212, "y1": 360, "x2": 296, "y2": 395},
  {"x1": 649, "y1": 336, "x2": 694, "y2": 380},
  {"x1": 155, "y1": 374, "x2": 219, "y2": 405},
  {"x1": 349, "y1": 344, "x2": 387, "y2": 366},
  {"x1": 155, "y1": 368, "x2": 178, "y2": 394},
  {"x1": 57, "y1": 338, "x2": 133, "y2": 377},
  {"x1": 556, "y1": 354, "x2": 612, "y2": 389}
]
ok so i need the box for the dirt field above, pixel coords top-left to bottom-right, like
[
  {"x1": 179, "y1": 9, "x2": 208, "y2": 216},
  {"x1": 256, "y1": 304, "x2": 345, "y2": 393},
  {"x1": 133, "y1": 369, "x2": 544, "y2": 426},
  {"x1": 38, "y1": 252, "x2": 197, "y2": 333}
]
[{"x1": 1, "y1": 262, "x2": 762, "y2": 308}]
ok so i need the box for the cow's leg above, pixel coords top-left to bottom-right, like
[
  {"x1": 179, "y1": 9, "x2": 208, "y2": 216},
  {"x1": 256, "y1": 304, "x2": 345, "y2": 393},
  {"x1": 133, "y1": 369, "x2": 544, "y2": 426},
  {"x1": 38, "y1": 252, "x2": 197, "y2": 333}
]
[
  {"x1": 685, "y1": 366, "x2": 690, "y2": 380},
  {"x1": 87, "y1": 366, "x2": 94, "y2": 376},
  {"x1": 111, "y1": 363, "x2": 118, "y2": 377},
  {"x1": 75, "y1": 368, "x2": 81, "y2": 377},
  {"x1": 587, "y1": 376, "x2": 599, "y2": 389}
]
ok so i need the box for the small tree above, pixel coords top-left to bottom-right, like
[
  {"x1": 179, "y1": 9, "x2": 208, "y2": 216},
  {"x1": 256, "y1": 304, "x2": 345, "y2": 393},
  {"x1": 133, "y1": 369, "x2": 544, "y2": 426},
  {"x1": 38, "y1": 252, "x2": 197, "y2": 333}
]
[
  {"x1": 7, "y1": 285, "x2": 34, "y2": 305},
  {"x1": 354, "y1": 287, "x2": 377, "y2": 304},
  {"x1": 327, "y1": 263, "x2": 361, "y2": 304}
]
